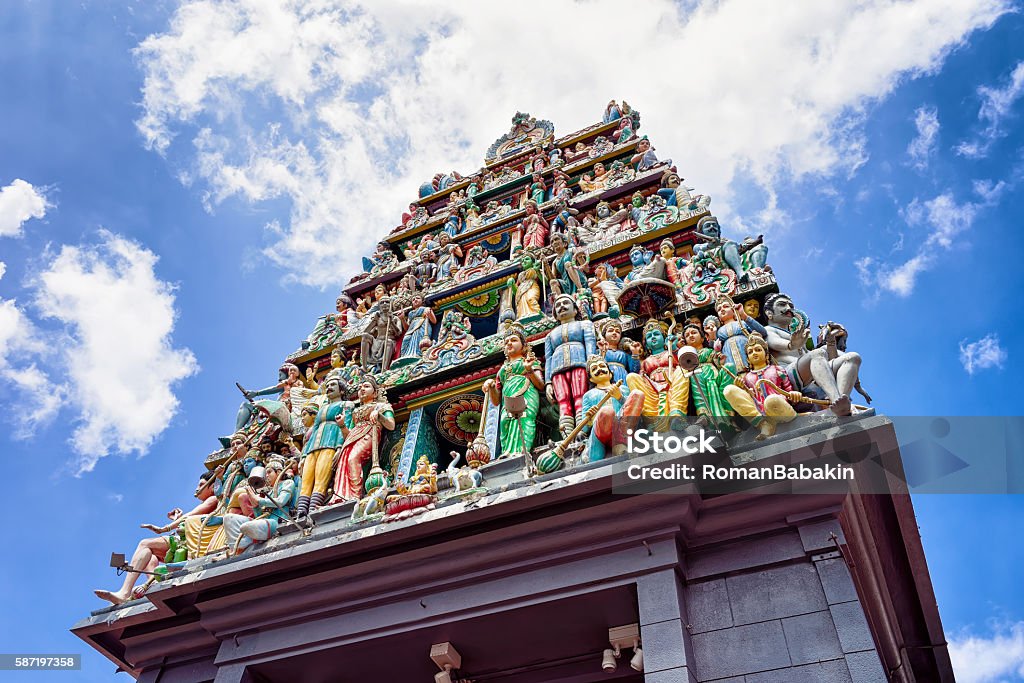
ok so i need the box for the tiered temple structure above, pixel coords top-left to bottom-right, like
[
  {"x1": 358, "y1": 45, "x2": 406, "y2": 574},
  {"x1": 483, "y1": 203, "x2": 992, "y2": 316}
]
[{"x1": 75, "y1": 103, "x2": 955, "y2": 682}]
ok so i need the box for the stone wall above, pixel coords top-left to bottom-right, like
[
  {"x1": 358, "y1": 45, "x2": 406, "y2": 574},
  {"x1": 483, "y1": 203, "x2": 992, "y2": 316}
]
[{"x1": 679, "y1": 523, "x2": 888, "y2": 683}]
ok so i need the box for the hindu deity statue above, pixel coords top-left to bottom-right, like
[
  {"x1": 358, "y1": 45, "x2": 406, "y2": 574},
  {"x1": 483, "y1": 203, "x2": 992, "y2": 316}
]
[
  {"x1": 360, "y1": 295, "x2": 404, "y2": 372},
  {"x1": 506, "y1": 251, "x2": 544, "y2": 322},
  {"x1": 625, "y1": 319, "x2": 688, "y2": 427},
  {"x1": 551, "y1": 168, "x2": 571, "y2": 201},
  {"x1": 659, "y1": 238, "x2": 685, "y2": 292},
  {"x1": 630, "y1": 136, "x2": 670, "y2": 172},
  {"x1": 521, "y1": 200, "x2": 549, "y2": 249},
  {"x1": 703, "y1": 314, "x2": 721, "y2": 348},
  {"x1": 679, "y1": 343, "x2": 735, "y2": 434},
  {"x1": 624, "y1": 244, "x2": 668, "y2": 283},
  {"x1": 596, "y1": 318, "x2": 640, "y2": 383},
  {"x1": 305, "y1": 345, "x2": 348, "y2": 393},
  {"x1": 743, "y1": 297, "x2": 762, "y2": 321},
  {"x1": 657, "y1": 170, "x2": 709, "y2": 211},
  {"x1": 544, "y1": 294, "x2": 599, "y2": 437},
  {"x1": 715, "y1": 295, "x2": 768, "y2": 372},
  {"x1": 590, "y1": 262, "x2": 624, "y2": 318},
  {"x1": 436, "y1": 232, "x2": 463, "y2": 281},
  {"x1": 551, "y1": 197, "x2": 580, "y2": 237},
  {"x1": 362, "y1": 242, "x2": 399, "y2": 275},
  {"x1": 234, "y1": 363, "x2": 306, "y2": 433},
  {"x1": 443, "y1": 206, "x2": 463, "y2": 237},
  {"x1": 592, "y1": 200, "x2": 631, "y2": 241},
  {"x1": 581, "y1": 355, "x2": 643, "y2": 461},
  {"x1": 546, "y1": 232, "x2": 589, "y2": 298},
  {"x1": 693, "y1": 215, "x2": 768, "y2": 283},
  {"x1": 94, "y1": 470, "x2": 219, "y2": 605},
  {"x1": 763, "y1": 293, "x2": 863, "y2": 416},
  {"x1": 603, "y1": 100, "x2": 623, "y2": 124},
  {"x1": 399, "y1": 293, "x2": 437, "y2": 360},
  {"x1": 529, "y1": 172, "x2": 547, "y2": 205},
  {"x1": 295, "y1": 376, "x2": 346, "y2": 519},
  {"x1": 578, "y1": 162, "x2": 608, "y2": 193},
  {"x1": 722, "y1": 332, "x2": 802, "y2": 440},
  {"x1": 482, "y1": 322, "x2": 545, "y2": 456},
  {"x1": 332, "y1": 376, "x2": 396, "y2": 501},
  {"x1": 223, "y1": 455, "x2": 296, "y2": 557},
  {"x1": 399, "y1": 455, "x2": 438, "y2": 496}
]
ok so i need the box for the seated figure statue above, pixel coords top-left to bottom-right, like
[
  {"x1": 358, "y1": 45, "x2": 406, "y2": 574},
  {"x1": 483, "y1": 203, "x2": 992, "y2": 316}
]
[{"x1": 763, "y1": 293, "x2": 864, "y2": 417}]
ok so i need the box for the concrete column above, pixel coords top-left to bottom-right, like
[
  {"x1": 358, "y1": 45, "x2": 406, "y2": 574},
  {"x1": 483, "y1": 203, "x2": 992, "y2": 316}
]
[{"x1": 636, "y1": 570, "x2": 698, "y2": 683}]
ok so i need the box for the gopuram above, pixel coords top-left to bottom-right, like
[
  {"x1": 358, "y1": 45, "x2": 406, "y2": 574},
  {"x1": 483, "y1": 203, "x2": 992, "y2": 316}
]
[{"x1": 75, "y1": 103, "x2": 955, "y2": 683}]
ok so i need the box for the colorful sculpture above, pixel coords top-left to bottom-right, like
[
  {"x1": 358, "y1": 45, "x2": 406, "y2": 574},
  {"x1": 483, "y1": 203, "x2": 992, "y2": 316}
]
[
  {"x1": 296, "y1": 376, "x2": 346, "y2": 520},
  {"x1": 521, "y1": 200, "x2": 550, "y2": 249},
  {"x1": 332, "y1": 376, "x2": 396, "y2": 501},
  {"x1": 625, "y1": 319, "x2": 688, "y2": 428},
  {"x1": 223, "y1": 455, "x2": 296, "y2": 557},
  {"x1": 722, "y1": 333, "x2": 802, "y2": 440},
  {"x1": 98, "y1": 105, "x2": 880, "y2": 604},
  {"x1": 581, "y1": 355, "x2": 643, "y2": 461},
  {"x1": 763, "y1": 293, "x2": 863, "y2": 416},
  {"x1": 506, "y1": 251, "x2": 545, "y2": 322},
  {"x1": 715, "y1": 294, "x2": 767, "y2": 372},
  {"x1": 630, "y1": 136, "x2": 670, "y2": 172},
  {"x1": 693, "y1": 216, "x2": 768, "y2": 284},
  {"x1": 360, "y1": 296, "x2": 403, "y2": 373},
  {"x1": 543, "y1": 294, "x2": 599, "y2": 437},
  {"x1": 596, "y1": 318, "x2": 640, "y2": 383},
  {"x1": 398, "y1": 293, "x2": 437, "y2": 361},
  {"x1": 482, "y1": 322, "x2": 544, "y2": 456}
]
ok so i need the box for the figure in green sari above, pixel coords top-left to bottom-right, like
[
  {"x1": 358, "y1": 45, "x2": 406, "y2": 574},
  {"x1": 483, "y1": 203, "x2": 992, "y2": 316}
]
[
  {"x1": 483, "y1": 322, "x2": 545, "y2": 457},
  {"x1": 677, "y1": 323, "x2": 735, "y2": 433}
]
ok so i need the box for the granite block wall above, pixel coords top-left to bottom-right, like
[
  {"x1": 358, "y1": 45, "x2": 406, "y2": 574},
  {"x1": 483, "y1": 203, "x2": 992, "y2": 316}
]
[{"x1": 676, "y1": 525, "x2": 888, "y2": 683}]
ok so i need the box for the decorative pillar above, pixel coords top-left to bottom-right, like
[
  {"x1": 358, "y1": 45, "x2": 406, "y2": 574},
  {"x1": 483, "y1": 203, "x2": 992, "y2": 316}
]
[{"x1": 396, "y1": 407, "x2": 439, "y2": 484}]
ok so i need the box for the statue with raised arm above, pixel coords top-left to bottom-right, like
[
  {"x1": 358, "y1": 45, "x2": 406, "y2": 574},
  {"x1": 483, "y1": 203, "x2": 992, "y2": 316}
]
[
  {"x1": 94, "y1": 469, "x2": 218, "y2": 605},
  {"x1": 234, "y1": 363, "x2": 305, "y2": 432},
  {"x1": 625, "y1": 319, "x2": 688, "y2": 429},
  {"x1": 223, "y1": 455, "x2": 296, "y2": 557},
  {"x1": 332, "y1": 376, "x2": 396, "y2": 501},
  {"x1": 714, "y1": 294, "x2": 767, "y2": 372},
  {"x1": 763, "y1": 293, "x2": 863, "y2": 416}
]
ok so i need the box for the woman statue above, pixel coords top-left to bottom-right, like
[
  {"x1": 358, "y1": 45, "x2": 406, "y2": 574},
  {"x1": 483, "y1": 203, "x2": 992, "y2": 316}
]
[
  {"x1": 482, "y1": 322, "x2": 545, "y2": 456},
  {"x1": 508, "y1": 252, "x2": 544, "y2": 321},
  {"x1": 400, "y1": 293, "x2": 436, "y2": 359},
  {"x1": 521, "y1": 200, "x2": 549, "y2": 249},
  {"x1": 332, "y1": 376, "x2": 396, "y2": 502},
  {"x1": 529, "y1": 173, "x2": 547, "y2": 205}
]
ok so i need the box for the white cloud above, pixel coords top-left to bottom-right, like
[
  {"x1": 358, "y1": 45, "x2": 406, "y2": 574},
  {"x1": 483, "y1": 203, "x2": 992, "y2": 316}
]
[
  {"x1": 949, "y1": 621, "x2": 1024, "y2": 682},
  {"x1": 0, "y1": 262, "x2": 61, "y2": 436},
  {"x1": 31, "y1": 231, "x2": 199, "y2": 474},
  {"x1": 907, "y1": 106, "x2": 939, "y2": 170},
  {"x1": 0, "y1": 179, "x2": 49, "y2": 238},
  {"x1": 857, "y1": 180, "x2": 1005, "y2": 298},
  {"x1": 133, "y1": 0, "x2": 1010, "y2": 288},
  {"x1": 956, "y1": 60, "x2": 1024, "y2": 158},
  {"x1": 959, "y1": 333, "x2": 1007, "y2": 375}
]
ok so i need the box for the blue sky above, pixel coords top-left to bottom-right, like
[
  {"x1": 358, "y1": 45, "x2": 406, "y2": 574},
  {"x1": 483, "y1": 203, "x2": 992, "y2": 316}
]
[{"x1": 0, "y1": 1, "x2": 1022, "y2": 681}]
